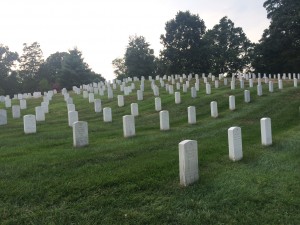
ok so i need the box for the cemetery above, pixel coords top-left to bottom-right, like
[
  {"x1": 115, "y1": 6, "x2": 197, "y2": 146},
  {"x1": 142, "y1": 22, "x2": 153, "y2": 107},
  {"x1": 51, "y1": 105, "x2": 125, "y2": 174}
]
[{"x1": 0, "y1": 74, "x2": 299, "y2": 224}]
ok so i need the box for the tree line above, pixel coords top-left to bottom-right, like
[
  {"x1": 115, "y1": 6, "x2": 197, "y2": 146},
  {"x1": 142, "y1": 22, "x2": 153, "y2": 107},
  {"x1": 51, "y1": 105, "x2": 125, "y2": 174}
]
[
  {"x1": 0, "y1": 43, "x2": 104, "y2": 96},
  {"x1": 1, "y1": 0, "x2": 299, "y2": 95},
  {"x1": 113, "y1": 0, "x2": 300, "y2": 79}
]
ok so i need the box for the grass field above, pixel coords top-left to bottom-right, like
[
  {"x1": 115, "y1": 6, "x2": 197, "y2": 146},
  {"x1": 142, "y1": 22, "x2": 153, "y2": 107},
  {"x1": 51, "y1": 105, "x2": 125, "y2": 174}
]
[{"x1": 0, "y1": 78, "x2": 299, "y2": 224}]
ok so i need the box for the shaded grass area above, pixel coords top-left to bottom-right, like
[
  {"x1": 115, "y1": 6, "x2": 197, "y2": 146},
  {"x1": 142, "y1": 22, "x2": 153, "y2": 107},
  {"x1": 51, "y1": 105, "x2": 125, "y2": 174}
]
[{"x1": 0, "y1": 79, "x2": 299, "y2": 224}]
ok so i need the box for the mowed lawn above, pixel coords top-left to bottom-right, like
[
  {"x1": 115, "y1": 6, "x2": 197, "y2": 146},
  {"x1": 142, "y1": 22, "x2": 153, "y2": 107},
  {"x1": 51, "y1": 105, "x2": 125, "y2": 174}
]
[{"x1": 0, "y1": 78, "x2": 299, "y2": 225}]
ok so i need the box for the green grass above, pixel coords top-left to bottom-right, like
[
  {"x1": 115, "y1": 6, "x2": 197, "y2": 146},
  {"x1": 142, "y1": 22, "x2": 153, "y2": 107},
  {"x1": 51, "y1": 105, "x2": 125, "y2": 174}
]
[{"x1": 0, "y1": 78, "x2": 299, "y2": 224}]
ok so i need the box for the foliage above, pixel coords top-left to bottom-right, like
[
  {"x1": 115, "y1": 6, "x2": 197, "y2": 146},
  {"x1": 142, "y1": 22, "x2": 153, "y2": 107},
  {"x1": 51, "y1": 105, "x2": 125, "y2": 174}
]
[
  {"x1": 253, "y1": 0, "x2": 300, "y2": 73},
  {"x1": 160, "y1": 11, "x2": 208, "y2": 74},
  {"x1": 60, "y1": 48, "x2": 104, "y2": 90},
  {"x1": 204, "y1": 17, "x2": 254, "y2": 75},
  {"x1": 112, "y1": 57, "x2": 127, "y2": 80},
  {"x1": 124, "y1": 35, "x2": 156, "y2": 78},
  {"x1": 0, "y1": 45, "x2": 19, "y2": 95},
  {"x1": 19, "y1": 42, "x2": 44, "y2": 79},
  {"x1": 38, "y1": 51, "x2": 69, "y2": 89},
  {"x1": 17, "y1": 42, "x2": 44, "y2": 93}
]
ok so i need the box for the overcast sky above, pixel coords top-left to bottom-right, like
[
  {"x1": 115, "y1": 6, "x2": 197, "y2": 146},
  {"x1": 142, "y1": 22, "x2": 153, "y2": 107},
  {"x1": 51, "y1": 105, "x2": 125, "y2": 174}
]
[{"x1": 1, "y1": 0, "x2": 270, "y2": 81}]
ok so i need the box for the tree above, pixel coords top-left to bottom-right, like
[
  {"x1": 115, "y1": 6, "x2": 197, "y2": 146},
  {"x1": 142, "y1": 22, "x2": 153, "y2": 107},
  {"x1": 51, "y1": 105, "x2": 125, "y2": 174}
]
[
  {"x1": 124, "y1": 35, "x2": 155, "y2": 78},
  {"x1": 0, "y1": 44, "x2": 19, "y2": 95},
  {"x1": 18, "y1": 42, "x2": 44, "y2": 92},
  {"x1": 160, "y1": 11, "x2": 208, "y2": 74},
  {"x1": 60, "y1": 47, "x2": 104, "y2": 90},
  {"x1": 204, "y1": 17, "x2": 254, "y2": 74},
  {"x1": 38, "y1": 51, "x2": 69, "y2": 89},
  {"x1": 253, "y1": 0, "x2": 300, "y2": 73},
  {"x1": 112, "y1": 57, "x2": 127, "y2": 80},
  {"x1": 19, "y1": 42, "x2": 44, "y2": 79}
]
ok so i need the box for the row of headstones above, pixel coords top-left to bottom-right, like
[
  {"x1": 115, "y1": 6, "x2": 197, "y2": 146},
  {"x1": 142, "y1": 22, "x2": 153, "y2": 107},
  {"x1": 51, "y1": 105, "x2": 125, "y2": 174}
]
[
  {"x1": 153, "y1": 76, "x2": 299, "y2": 97},
  {"x1": 0, "y1": 92, "x2": 55, "y2": 126},
  {"x1": 71, "y1": 97, "x2": 263, "y2": 148},
  {"x1": 179, "y1": 117, "x2": 272, "y2": 186},
  {"x1": 64, "y1": 78, "x2": 279, "y2": 133},
  {"x1": 68, "y1": 74, "x2": 299, "y2": 104},
  {"x1": 0, "y1": 92, "x2": 42, "y2": 103},
  {"x1": 0, "y1": 90, "x2": 57, "y2": 106},
  {"x1": 71, "y1": 117, "x2": 273, "y2": 186},
  {"x1": 68, "y1": 75, "x2": 296, "y2": 119}
]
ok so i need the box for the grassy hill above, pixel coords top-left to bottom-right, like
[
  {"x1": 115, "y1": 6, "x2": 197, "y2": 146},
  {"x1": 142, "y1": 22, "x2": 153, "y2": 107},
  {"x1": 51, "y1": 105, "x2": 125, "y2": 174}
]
[{"x1": 0, "y1": 77, "x2": 299, "y2": 224}]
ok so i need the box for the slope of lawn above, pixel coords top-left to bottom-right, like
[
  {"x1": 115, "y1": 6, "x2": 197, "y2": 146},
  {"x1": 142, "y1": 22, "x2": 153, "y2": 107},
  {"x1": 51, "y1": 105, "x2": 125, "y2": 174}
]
[{"x1": 0, "y1": 78, "x2": 299, "y2": 224}]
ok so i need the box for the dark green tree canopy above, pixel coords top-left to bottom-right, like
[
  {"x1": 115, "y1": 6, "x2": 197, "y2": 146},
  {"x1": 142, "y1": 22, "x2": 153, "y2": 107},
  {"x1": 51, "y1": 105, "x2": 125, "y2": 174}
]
[
  {"x1": 60, "y1": 48, "x2": 104, "y2": 90},
  {"x1": 204, "y1": 16, "x2": 253, "y2": 74},
  {"x1": 160, "y1": 11, "x2": 208, "y2": 74},
  {"x1": 112, "y1": 57, "x2": 127, "y2": 80},
  {"x1": 38, "y1": 52, "x2": 69, "y2": 85},
  {"x1": 19, "y1": 42, "x2": 44, "y2": 79},
  {"x1": 253, "y1": 0, "x2": 300, "y2": 73},
  {"x1": 124, "y1": 35, "x2": 155, "y2": 78},
  {"x1": 0, "y1": 45, "x2": 19, "y2": 79},
  {"x1": 0, "y1": 45, "x2": 19, "y2": 95}
]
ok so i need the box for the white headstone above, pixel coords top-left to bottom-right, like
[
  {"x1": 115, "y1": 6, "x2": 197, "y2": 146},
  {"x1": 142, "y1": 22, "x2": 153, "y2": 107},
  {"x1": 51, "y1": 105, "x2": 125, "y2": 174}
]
[
  {"x1": 191, "y1": 87, "x2": 196, "y2": 98},
  {"x1": 195, "y1": 82, "x2": 199, "y2": 91},
  {"x1": 269, "y1": 81, "x2": 274, "y2": 92},
  {"x1": 103, "y1": 107, "x2": 112, "y2": 122},
  {"x1": 240, "y1": 80, "x2": 244, "y2": 89},
  {"x1": 68, "y1": 111, "x2": 79, "y2": 127},
  {"x1": 118, "y1": 95, "x2": 124, "y2": 107},
  {"x1": 278, "y1": 79, "x2": 283, "y2": 89},
  {"x1": 188, "y1": 106, "x2": 196, "y2": 124},
  {"x1": 5, "y1": 99, "x2": 11, "y2": 108},
  {"x1": 41, "y1": 102, "x2": 49, "y2": 113},
  {"x1": 123, "y1": 115, "x2": 136, "y2": 138},
  {"x1": 0, "y1": 109, "x2": 7, "y2": 125},
  {"x1": 160, "y1": 110, "x2": 170, "y2": 131},
  {"x1": 12, "y1": 105, "x2": 21, "y2": 118},
  {"x1": 244, "y1": 90, "x2": 250, "y2": 103},
  {"x1": 179, "y1": 140, "x2": 199, "y2": 186},
  {"x1": 66, "y1": 97, "x2": 73, "y2": 104},
  {"x1": 260, "y1": 117, "x2": 272, "y2": 146},
  {"x1": 35, "y1": 106, "x2": 45, "y2": 121},
  {"x1": 107, "y1": 88, "x2": 113, "y2": 99},
  {"x1": 229, "y1": 95, "x2": 235, "y2": 110},
  {"x1": 249, "y1": 79, "x2": 253, "y2": 88},
  {"x1": 210, "y1": 101, "x2": 218, "y2": 118},
  {"x1": 168, "y1": 85, "x2": 174, "y2": 94},
  {"x1": 153, "y1": 86, "x2": 159, "y2": 96},
  {"x1": 67, "y1": 103, "x2": 75, "y2": 112},
  {"x1": 155, "y1": 97, "x2": 161, "y2": 111},
  {"x1": 73, "y1": 121, "x2": 89, "y2": 147},
  {"x1": 131, "y1": 103, "x2": 139, "y2": 116},
  {"x1": 228, "y1": 126, "x2": 243, "y2": 161},
  {"x1": 206, "y1": 83, "x2": 211, "y2": 95},
  {"x1": 231, "y1": 80, "x2": 235, "y2": 90},
  {"x1": 294, "y1": 78, "x2": 298, "y2": 88},
  {"x1": 214, "y1": 80, "x2": 219, "y2": 88},
  {"x1": 137, "y1": 90, "x2": 143, "y2": 101},
  {"x1": 224, "y1": 78, "x2": 228, "y2": 86},
  {"x1": 88, "y1": 93, "x2": 95, "y2": 103},
  {"x1": 94, "y1": 99, "x2": 102, "y2": 112},
  {"x1": 182, "y1": 84, "x2": 187, "y2": 93},
  {"x1": 175, "y1": 92, "x2": 181, "y2": 104},
  {"x1": 20, "y1": 99, "x2": 27, "y2": 109},
  {"x1": 257, "y1": 78, "x2": 262, "y2": 85},
  {"x1": 257, "y1": 84, "x2": 262, "y2": 96},
  {"x1": 23, "y1": 115, "x2": 36, "y2": 134}
]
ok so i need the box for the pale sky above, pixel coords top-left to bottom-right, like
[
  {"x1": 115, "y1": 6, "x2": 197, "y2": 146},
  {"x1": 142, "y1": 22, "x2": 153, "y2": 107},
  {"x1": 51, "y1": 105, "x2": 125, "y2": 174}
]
[{"x1": 1, "y1": 0, "x2": 269, "y2": 81}]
